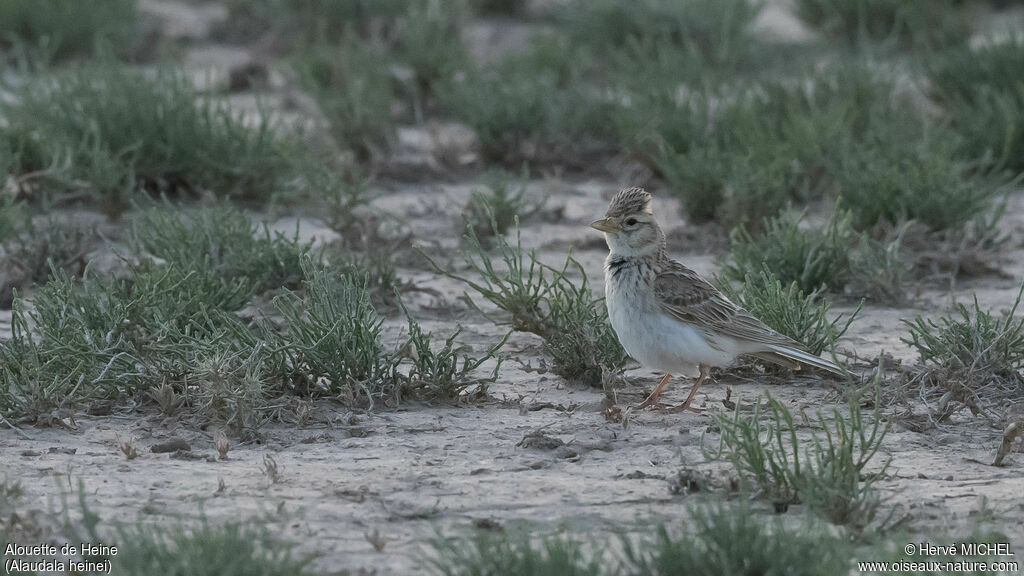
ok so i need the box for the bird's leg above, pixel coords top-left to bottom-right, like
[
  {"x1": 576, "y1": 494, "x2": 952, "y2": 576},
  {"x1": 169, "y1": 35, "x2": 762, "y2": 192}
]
[
  {"x1": 634, "y1": 373, "x2": 672, "y2": 410},
  {"x1": 662, "y1": 364, "x2": 709, "y2": 414}
]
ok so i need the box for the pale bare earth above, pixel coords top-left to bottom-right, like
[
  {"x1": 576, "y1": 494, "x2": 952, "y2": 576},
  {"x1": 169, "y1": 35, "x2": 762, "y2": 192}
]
[{"x1": 2, "y1": 1, "x2": 1024, "y2": 574}]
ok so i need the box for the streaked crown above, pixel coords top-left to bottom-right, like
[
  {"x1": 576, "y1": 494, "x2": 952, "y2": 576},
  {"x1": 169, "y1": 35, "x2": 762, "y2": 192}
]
[{"x1": 606, "y1": 187, "x2": 652, "y2": 217}]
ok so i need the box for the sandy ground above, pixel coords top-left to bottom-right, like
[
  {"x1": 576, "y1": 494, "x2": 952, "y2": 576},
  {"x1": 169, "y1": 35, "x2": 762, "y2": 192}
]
[{"x1": 3, "y1": 1, "x2": 1024, "y2": 574}]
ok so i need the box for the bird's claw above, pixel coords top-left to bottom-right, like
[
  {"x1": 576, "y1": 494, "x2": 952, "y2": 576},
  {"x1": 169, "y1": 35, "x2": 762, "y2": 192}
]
[
  {"x1": 631, "y1": 401, "x2": 703, "y2": 414},
  {"x1": 655, "y1": 402, "x2": 703, "y2": 414}
]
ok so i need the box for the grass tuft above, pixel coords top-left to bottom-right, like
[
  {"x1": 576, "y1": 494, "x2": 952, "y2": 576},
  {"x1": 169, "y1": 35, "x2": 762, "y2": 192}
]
[
  {"x1": 724, "y1": 209, "x2": 854, "y2": 295},
  {"x1": 709, "y1": 392, "x2": 890, "y2": 529},
  {"x1": 110, "y1": 520, "x2": 317, "y2": 576},
  {"x1": 623, "y1": 504, "x2": 853, "y2": 575},
  {"x1": 903, "y1": 285, "x2": 1024, "y2": 411},
  {"x1": 297, "y1": 36, "x2": 396, "y2": 162},
  {"x1": 0, "y1": 0, "x2": 138, "y2": 61},
  {"x1": 394, "y1": 0, "x2": 468, "y2": 98},
  {"x1": 429, "y1": 531, "x2": 602, "y2": 576},
  {"x1": 0, "y1": 215, "x2": 96, "y2": 309},
  {"x1": 437, "y1": 36, "x2": 617, "y2": 165},
  {"x1": 430, "y1": 503, "x2": 853, "y2": 575},
  {"x1": 561, "y1": 0, "x2": 761, "y2": 75},
  {"x1": 928, "y1": 39, "x2": 1024, "y2": 173},
  {"x1": 720, "y1": 270, "x2": 858, "y2": 356},
  {"x1": 268, "y1": 261, "x2": 397, "y2": 401},
  {"x1": 432, "y1": 222, "x2": 625, "y2": 386},
  {"x1": 795, "y1": 0, "x2": 969, "y2": 49},
  {"x1": 403, "y1": 315, "x2": 509, "y2": 401},
  {"x1": 3, "y1": 64, "x2": 297, "y2": 215},
  {"x1": 836, "y1": 130, "x2": 1005, "y2": 232},
  {"x1": 132, "y1": 203, "x2": 311, "y2": 296},
  {"x1": 460, "y1": 171, "x2": 544, "y2": 241}
]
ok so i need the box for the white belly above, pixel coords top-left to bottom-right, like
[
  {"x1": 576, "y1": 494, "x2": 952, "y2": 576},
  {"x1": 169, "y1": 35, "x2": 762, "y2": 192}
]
[{"x1": 605, "y1": 268, "x2": 734, "y2": 376}]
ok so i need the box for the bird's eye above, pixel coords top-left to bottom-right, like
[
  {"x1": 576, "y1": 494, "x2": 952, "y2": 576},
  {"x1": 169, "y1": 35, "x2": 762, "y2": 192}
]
[{"x1": 625, "y1": 218, "x2": 638, "y2": 226}]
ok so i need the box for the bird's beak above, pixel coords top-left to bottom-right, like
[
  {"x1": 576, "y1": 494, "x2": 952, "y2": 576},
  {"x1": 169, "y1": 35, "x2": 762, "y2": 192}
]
[{"x1": 589, "y1": 218, "x2": 621, "y2": 233}]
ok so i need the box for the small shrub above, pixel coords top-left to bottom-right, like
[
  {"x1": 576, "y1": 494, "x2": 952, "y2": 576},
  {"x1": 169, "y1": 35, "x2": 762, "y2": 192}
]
[
  {"x1": 836, "y1": 131, "x2": 1005, "y2": 231},
  {"x1": 187, "y1": 346, "x2": 274, "y2": 440},
  {"x1": 429, "y1": 531, "x2": 602, "y2": 576},
  {"x1": 708, "y1": 394, "x2": 890, "y2": 529},
  {"x1": 0, "y1": 0, "x2": 138, "y2": 61},
  {"x1": 310, "y1": 165, "x2": 372, "y2": 234},
  {"x1": 298, "y1": 37, "x2": 396, "y2": 162},
  {"x1": 846, "y1": 227, "x2": 910, "y2": 305},
  {"x1": 430, "y1": 504, "x2": 853, "y2": 576},
  {"x1": 646, "y1": 66, "x2": 897, "y2": 228},
  {"x1": 460, "y1": 171, "x2": 544, "y2": 240},
  {"x1": 720, "y1": 270, "x2": 858, "y2": 356},
  {"x1": 110, "y1": 520, "x2": 316, "y2": 576},
  {"x1": 0, "y1": 195, "x2": 23, "y2": 243},
  {"x1": 218, "y1": 0, "x2": 406, "y2": 47},
  {"x1": 267, "y1": 261, "x2": 506, "y2": 405},
  {"x1": 624, "y1": 504, "x2": 853, "y2": 575},
  {"x1": 402, "y1": 318, "x2": 508, "y2": 401},
  {"x1": 561, "y1": 0, "x2": 761, "y2": 73},
  {"x1": 3, "y1": 64, "x2": 296, "y2": 214},
  {"x1": 268, "y1": 262, "x2": 397, "y2": 400},
  {"x1": 0, "y1": 204, "x2": 314, "y2": 422},
  {"x1": 795, "y1": 0, "x2": 969, "y2": 49},
  {"x1": 431, "y1": 222, "x2": 626, "y2": 386},
  {"x1": 929, "y1": 40, "x2": 1024, "y2": 173},
  {"x1": 132, "y1": 203, "x2": 311, "y2": 296},
  {"x1": 394, "y1": 0, "x2": 468, "y2": 98},
  {"x1": 0, "y1": 216, "x2": 96, "y2": 309},
  {"x1": 724, "y1": 209, "x2": 855, "y2": 294},
  {"x1": 437, "y1": 36, "x2": 617, "y2": 165},
  {"x1": 903, "y1": 284, "x2": 1024, "y2": 407}
]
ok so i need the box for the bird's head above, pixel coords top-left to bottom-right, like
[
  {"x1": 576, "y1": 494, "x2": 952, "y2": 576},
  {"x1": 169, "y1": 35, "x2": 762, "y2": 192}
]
[{"x1": 590, "y1": 187, "x2": 663, "y2": 256}]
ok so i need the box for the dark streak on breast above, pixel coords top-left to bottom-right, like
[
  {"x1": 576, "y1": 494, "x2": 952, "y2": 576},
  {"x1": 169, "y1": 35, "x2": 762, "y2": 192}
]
[{"x1": 606, "y1": 257, "x2": 636, "y2": 281}]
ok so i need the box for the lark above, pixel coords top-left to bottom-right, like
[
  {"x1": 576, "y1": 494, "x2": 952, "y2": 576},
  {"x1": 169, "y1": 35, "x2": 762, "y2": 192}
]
[{"x1": 591, "y1": 187, "x2": 843, "y2": 413}]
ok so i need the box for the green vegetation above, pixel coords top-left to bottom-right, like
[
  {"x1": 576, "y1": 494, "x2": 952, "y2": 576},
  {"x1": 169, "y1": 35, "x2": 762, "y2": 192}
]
[
  {"x1": 642, "y1": 66, "x2": 891, "y2": 228},
  {"x1": 903, "y1": 284, "x2": 1024, "y2": 410},
  {"x1": 836, "y1": 130, "x2": 1004, "y2": 231},
  {"x1": 0, "y1": 216, "x2": 96, "y2": 309},
  {"x1": 0, "y1": 0, "x2": 138, "y2": 61},
  {"x1": 795, "y1": 0, "x2": 969, "y2": 49},
  {"x1": 438, "y1": 36, "x2": 617, "y2": 164},
  {"x1": 430, "y1": 504, "x2": 853, "y2": 575},
  {"x1": 434, "y1": 222, "x2": 626, "y2": 387},
  {"x1": 724, "y1": 209, "x2": 911, "y2": 304},
  {"x1": 2, "y1": 64, "x2": 298, "y2": 215},
  {"x1": 720, "y1": 270, "x2": 858, "y2": 356},
  {"x1": 133, "y1": 204, "x2": 310, "y2": 295},
  {"x1": 219, "y1": 0, "x2": 407, "y2": 47},
  {"x1": 561, "y1": 0, "x2": 761, "y2": 75},
  {"x1": 460, "y1": 171, "x2": 544, "y2": 240},
  {"x1": 109, "y1": 521, "x2": 317, "y2": 576},
  {"x1": 929, "y1": 40, "x2": 1024, "y2": 173},
  {"x1": 394, "y1": 0, "x2": 468, "y2": 97},
  {"x1": 298, "y1": 37, "x2": 396, "y2": 162},
  {"x1": 725, "y1": 210, "x2": 854, "y2": 294},
  {"x1": 709, "y1": 393, "x2": 890, "y2": 529},
  {"x1": 0, "y1": 205, "x2": 504, "y2": 428}
]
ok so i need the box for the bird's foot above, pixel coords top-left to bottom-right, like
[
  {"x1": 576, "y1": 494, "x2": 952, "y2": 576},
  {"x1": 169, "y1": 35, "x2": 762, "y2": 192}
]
[
  {"x1": 632, "y1": 398, "x2": 664, "y2": 411},
  {"x1": 632, "y1": 400, "x2": 667, "y2": 411},
  {"x1": 655, "y1": 401, "x2": 703, "y2": 414}
]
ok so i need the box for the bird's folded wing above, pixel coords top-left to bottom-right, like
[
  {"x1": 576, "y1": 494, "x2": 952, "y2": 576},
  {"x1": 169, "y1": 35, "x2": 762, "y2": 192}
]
[{"x1": 653, "y1": 262, "x2": 803, "y2": 349}]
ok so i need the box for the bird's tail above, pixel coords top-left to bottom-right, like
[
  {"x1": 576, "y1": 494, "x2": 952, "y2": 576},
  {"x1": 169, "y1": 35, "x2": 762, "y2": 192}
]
[{"x1": 764, "y1": 344, "x2": 846, "y2": 376}]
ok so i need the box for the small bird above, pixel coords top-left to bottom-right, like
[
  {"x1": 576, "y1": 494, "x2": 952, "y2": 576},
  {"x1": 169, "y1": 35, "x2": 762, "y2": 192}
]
[{"x1": 590, "y1": 187, "x2": 844, "y2": 413}]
